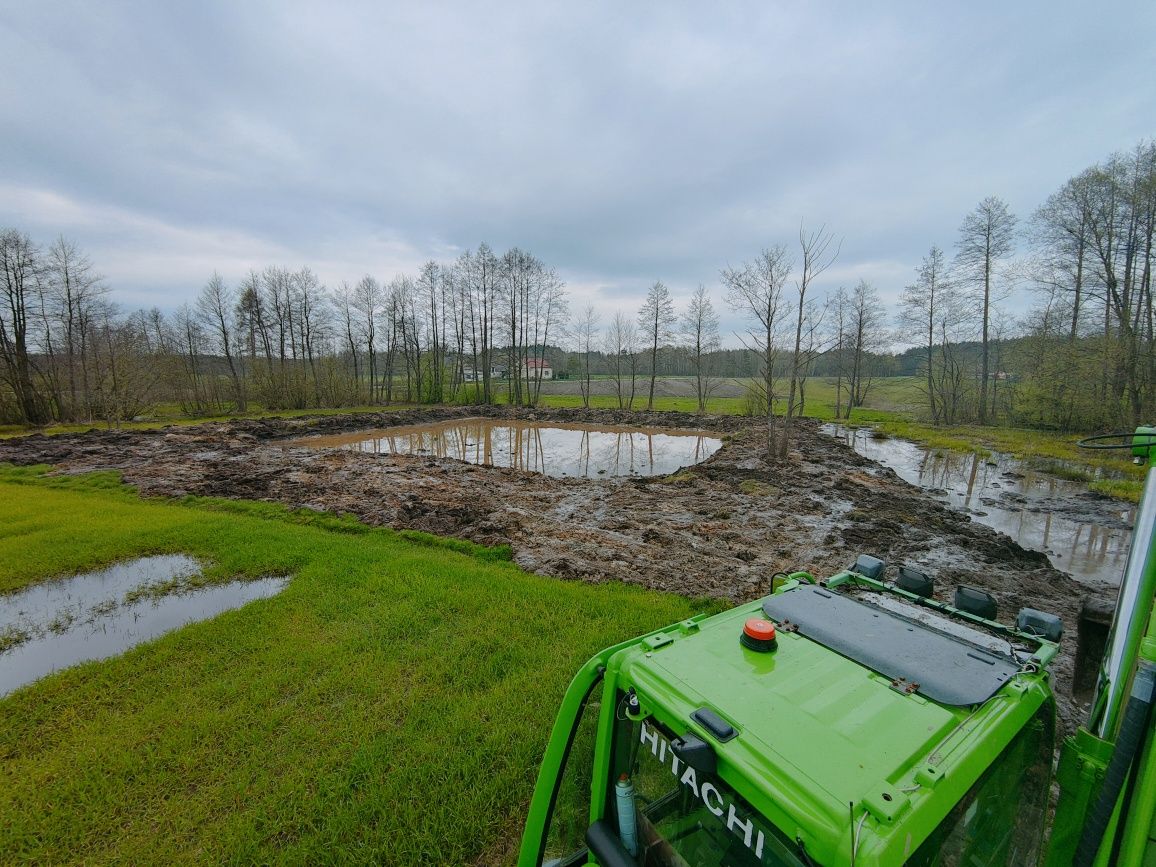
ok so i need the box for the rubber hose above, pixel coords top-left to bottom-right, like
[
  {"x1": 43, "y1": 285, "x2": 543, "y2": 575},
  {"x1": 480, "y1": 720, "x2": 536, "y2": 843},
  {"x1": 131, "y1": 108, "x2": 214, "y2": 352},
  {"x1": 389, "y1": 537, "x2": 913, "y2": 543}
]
[{"x1": 1073, "y1": 662, "x2": 1155, "y2": 867}]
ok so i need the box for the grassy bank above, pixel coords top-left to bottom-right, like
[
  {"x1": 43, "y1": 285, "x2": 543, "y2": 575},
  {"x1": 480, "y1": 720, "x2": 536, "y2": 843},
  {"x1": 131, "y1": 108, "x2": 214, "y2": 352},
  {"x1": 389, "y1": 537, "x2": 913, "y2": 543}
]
[
  {"x1": 0, "y1": 467, "x2": 717, "y2": 864},
  {"x1": 0, "y1": 403, "x2": 419, "y2": 439}
]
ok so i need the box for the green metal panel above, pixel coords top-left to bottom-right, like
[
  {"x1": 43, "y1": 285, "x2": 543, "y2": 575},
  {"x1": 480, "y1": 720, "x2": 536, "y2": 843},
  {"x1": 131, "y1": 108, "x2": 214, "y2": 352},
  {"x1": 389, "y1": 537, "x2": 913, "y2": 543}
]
[
  {"x1": 1046, "y1": 433, "x2": 1156, "y2": 865},
  {"x1": 1112, "y1": 602, "x2": 1156, "y2": 867},
  {"x1": 1092, "y1": 467, "x2": 1156, "y2": 742},
  {"x1": 519, "y1": 582, "x2": 1055, "y2": 865},
  {"x1": 603, "y1": 594, "x2": 1051, "y2": 866},
  {"x1": 1044, "y1": 729, "x2": 1113, "y2": 867},
  {"x1": 517, "y1": 616, "x2": 713, "y2": 867},
  {"x1": 1115, "y1": 718, "x2": 1156, "y2": 866}
]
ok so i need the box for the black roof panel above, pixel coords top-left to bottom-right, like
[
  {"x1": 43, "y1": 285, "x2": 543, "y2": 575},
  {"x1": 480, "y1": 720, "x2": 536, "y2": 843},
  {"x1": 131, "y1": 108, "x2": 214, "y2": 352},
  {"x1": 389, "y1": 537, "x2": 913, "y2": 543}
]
[{"x1": 762, "y1": 585, "x2": 1019, "y2": 706}]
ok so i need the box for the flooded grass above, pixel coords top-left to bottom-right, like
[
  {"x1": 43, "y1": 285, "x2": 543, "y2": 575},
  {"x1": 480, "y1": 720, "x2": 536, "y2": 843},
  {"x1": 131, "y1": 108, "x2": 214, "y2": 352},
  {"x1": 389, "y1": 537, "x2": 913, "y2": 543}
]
[
  {"x1": 0, "y1": 466, "x2": 714, "y2": 864},
  {"x1": 0, "y1": 551, "x2": 290, "y2": 691},
  {"x1": 1024, "y1": 458, "x2": 1092, "y2": 482},
  {"x1": 1090, "y1": 477, "x2": 1145, "y2": 500},
  {"x1": 0, "y1": 555, "x2": 288, "y2": 696},
  {"x1": 825, "y1": 423, "x2": 1135, "y2": 585},
  {"x1": 294, "y1": 418, "x2": 723, "y2": 479},
  {"x1": 0, "y1": 625, "x2": 30, "y2": 654}
]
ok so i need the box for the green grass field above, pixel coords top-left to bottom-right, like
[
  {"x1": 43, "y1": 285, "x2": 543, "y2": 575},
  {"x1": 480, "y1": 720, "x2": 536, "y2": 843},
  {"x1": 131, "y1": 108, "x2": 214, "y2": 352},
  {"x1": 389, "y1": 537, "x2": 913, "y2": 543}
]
[
  {"x1": 533, "y1": 392, "x2": 748, "y2": 414},
  {"x1": 0, "y1": 466, "x2": 718, "y2": 864}
]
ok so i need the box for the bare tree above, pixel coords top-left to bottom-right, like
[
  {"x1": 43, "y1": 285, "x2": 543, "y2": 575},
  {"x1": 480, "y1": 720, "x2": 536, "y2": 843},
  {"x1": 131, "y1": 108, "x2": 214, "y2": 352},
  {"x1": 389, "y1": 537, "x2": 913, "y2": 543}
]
[
  {"x1": 495, "y1": 249, "x2": 565, "y2": 407},
  {"x1": 681, "y1": 285, "x2": 720, "y2": 414},
  {"x1": 452, "y1": 249, "x2": 478, "y2": 399},
  {"x1": 1031, "y1": 173, "x2": 1095, "y2": 343},
  {"x1": 501, "y1": 249, "x2": 535, "y2": 406},
  {"x1": 352, "y1": 276, "x2": 382, "y2": 403},
  {"x1": 527, "y1": 266, "x2": 567, "y2": 405},
  {"x1": 781, "y1": 225, "x2": 838, "y2": 457},
  {"x1": 292, "y1": 267, "x2": 328, "y2": 406},
  {"x1": 417, "y1": 261, "x2": 444, "y2": 402},
  {"x1": 172, "y1": 303, "x2": 212, "y2": 413},
  {"x1": 196, "y1": 272, "x2": 246, "y2": 411},
  {"x1": 606, "y1": 311, "x2": 638, "y2": 409},
  {"x1": 0, "y1": 229, "x2": 48, "y2": 424},
  {"x1": 955, "y1": 196, "x2": 1017, "y2": 424},
  {"x1": 394, "y1": 275, "x2": 423, "y2": 402},
  {"x1": 934, "y1": 289, "x2": 973, "y2": 425},
  {"x1": 332, "y1": 281, "x2": 362, "y2": 398},
  {"x1": 898, "y1": 247, "x2": 948, "y2": 423},
  {"x1": 45, "y1": 236, "x2": 106, "y2": 420},
  {"x1": 472, "y1": 242, "x2": 500, "y2": 403},
  {"x1": 572, "y1": 304, "x2": 600, "y2": 409},
  {"x1": 722, "y1": 246, "x2": 793, "y2": 458},
  {"x1": 1081, "y1": 145, "x2": 1156, "y2": 425},
  {"x1": 638, "y1": 280, "x2": 676, "y2": 411},
  {"x1": 846, "y1": 280, "x2": 886, "y2": 414},
  {"x1": 830, "y1": 287, "x2": 850, "y2": 420},
  {"x1": 383, "y1": 277, "x2": 409, "y2": 404},
  {"x1": 261, "y1": 266, "x2": 296, "y2": 405},
  {"x1": 235, "y1": 270, "x2": 275, "y2": 402},
  {"x1": 92, "y1": 305, "x2": 161, "y2": 427}
]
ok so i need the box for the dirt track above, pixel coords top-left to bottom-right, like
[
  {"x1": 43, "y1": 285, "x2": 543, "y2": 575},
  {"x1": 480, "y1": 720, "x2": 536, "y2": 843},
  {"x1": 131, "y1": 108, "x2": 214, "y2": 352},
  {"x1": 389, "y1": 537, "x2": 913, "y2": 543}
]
[{"x1": 0, "y1": 407, "x2": 1104, "y2": 729}]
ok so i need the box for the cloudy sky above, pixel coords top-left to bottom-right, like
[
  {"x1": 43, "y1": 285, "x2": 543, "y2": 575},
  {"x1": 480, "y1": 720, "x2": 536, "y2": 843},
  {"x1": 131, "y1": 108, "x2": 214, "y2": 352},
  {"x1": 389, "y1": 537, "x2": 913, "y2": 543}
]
[{"x1": 2, "y1": 1, "x2": 1154, "y2": 333}]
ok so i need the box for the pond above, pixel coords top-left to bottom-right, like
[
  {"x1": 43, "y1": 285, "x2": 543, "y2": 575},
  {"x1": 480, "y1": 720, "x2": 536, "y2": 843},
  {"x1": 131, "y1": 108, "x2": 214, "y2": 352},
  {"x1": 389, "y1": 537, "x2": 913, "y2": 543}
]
[
  {"x1": 0, "y1": 555, "x2": 287, "y2": 696},
  {"x1": 294, "y1": 419, "x2": 723, "y2": 479},
  {"x1": 823, "y1": 424, "x2": 1134, "y2": 586}
]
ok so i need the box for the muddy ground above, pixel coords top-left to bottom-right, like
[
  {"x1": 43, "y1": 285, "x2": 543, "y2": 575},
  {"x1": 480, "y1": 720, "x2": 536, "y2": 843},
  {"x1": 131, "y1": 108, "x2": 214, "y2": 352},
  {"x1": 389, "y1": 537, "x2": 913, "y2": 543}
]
[{"x1": 0, "y1": 406, "x2": 1109, "y2": 731}]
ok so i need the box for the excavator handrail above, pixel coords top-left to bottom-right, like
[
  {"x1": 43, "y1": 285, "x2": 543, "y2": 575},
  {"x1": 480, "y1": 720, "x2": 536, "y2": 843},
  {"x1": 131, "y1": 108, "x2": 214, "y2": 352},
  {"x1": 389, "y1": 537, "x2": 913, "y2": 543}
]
[{"x1": 1076, "y1": 432, "x2": 1145, "y2": 450}]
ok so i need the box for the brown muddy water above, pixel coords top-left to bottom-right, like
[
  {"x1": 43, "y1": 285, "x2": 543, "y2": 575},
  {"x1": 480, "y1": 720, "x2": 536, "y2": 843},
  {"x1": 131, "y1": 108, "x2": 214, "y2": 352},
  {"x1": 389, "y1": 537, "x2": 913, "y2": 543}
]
[
  {"x1": 824, "y1": 424, "x2": 1133, "y2": 586},
  {"x1": 293, "y1": 418, "x2": 723, "y2": 479},
  {"x1": 0, "y1": 555, "x2": 287, "y2": 695}
]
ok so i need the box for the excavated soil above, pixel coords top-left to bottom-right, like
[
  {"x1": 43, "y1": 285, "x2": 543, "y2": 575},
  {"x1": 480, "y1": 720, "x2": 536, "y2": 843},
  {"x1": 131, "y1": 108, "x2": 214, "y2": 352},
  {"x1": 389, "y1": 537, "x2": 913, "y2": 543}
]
[{"x1": 0, "y1": 407, "x2": 1107, "y2": 731}]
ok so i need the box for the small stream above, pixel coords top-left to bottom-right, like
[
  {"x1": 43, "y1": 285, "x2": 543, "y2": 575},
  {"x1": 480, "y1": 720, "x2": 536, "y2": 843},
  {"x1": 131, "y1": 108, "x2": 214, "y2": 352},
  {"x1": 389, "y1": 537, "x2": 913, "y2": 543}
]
[{"x1": 823, "y1": 424, "x2": 1134, "y2": 586}]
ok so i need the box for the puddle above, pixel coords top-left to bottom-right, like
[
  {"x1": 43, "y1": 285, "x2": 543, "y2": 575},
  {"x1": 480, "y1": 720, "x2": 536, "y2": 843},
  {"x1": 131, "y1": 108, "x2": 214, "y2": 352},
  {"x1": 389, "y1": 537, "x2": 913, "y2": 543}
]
[
  {"x1": 824, "y1": 424, "x2": 1134, "y2": 586},
  {"x1": 293, "y1": 419, "x2": 723, "y2": 479},
  {"x1": 0, "y1": 555, "x2": 286, "y2": 696}
]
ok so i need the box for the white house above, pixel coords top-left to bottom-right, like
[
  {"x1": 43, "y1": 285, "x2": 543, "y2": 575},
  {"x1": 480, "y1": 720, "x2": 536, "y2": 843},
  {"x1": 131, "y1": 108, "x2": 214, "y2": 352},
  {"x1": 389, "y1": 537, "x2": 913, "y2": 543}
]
[{"x1": 522, "y1": 358, "x2": 553, "y2": 380}]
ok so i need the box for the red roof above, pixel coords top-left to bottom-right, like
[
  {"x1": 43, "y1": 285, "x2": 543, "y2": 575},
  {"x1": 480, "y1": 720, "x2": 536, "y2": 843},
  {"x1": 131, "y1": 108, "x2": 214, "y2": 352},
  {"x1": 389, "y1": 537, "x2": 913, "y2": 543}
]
[{"x1": 524, "y1": 358, "x2": 551, "y2": 368}]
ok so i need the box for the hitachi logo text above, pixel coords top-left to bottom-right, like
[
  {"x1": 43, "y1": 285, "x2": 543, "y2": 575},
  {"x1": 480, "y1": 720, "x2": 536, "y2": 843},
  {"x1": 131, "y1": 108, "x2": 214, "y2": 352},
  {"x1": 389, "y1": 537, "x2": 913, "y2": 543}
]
[{"x1": 639, "y1": 721, "x2": 766, "y2": 859}]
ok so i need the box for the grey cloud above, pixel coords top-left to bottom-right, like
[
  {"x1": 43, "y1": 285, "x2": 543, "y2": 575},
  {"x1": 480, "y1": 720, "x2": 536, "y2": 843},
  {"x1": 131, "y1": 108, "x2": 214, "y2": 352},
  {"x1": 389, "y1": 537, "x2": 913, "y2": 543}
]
[{"x1": 1, "y1": 0, "x2": 1153, "y2": 313}]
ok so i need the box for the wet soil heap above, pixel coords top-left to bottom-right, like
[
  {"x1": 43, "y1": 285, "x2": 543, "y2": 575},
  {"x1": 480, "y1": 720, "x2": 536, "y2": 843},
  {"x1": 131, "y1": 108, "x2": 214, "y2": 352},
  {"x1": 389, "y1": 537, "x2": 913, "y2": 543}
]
[{"x1": 1, "y1": 407, "x2": 1107, "y2": 729}]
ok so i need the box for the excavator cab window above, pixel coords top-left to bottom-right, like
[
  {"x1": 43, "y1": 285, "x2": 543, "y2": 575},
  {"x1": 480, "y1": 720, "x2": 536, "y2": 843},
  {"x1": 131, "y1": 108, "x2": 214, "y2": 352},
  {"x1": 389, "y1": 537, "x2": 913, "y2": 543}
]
[
  {"x1": 540, "y1": 690, "x2": 602, "y2": 867},
  {"x1": 907, "y1": 701, "x2": 1054, "y2": 866},
  {"x1": 606, "y1": 699, "x2": 806, "y2": 867}
]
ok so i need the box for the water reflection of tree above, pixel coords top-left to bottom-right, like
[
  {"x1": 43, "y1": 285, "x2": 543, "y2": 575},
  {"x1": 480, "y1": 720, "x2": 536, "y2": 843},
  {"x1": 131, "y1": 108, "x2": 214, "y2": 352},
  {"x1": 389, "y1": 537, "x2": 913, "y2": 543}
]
[{"x1": 346, "y1": 422, "x2": 719, "y2": 479}]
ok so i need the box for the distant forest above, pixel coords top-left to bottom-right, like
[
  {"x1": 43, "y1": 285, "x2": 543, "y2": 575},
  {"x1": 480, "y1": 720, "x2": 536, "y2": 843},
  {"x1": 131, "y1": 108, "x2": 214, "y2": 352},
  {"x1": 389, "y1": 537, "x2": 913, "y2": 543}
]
[{"x1": 2, "y1": 140, "x2": 1154, "y2": 433}]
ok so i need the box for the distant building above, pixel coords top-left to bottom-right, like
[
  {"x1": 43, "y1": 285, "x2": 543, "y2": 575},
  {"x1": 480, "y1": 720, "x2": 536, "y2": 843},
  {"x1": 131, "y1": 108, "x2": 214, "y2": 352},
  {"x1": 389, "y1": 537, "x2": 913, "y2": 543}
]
[
  {"x1": 522, "y1": 358, "x2": 553, "y2": 380},
  {"x1": 463, "y1": 365, "x2": 506, "y2": 382}
]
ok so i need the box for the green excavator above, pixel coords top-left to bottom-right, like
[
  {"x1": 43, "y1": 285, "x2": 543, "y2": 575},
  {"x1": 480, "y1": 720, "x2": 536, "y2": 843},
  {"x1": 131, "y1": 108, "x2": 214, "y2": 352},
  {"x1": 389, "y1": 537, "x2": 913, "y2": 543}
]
[{"x1": 518, "y1": 429, "x2": 1156, "y2": 866}]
